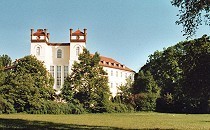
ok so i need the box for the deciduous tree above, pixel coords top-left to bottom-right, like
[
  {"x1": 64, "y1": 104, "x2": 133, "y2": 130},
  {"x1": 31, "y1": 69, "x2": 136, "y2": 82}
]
[
  {"x1": 171, "y1": 0, "x2": 210, "y2": 37},
  {"x1": 62, "y1": 49, "x2": 111, "y2": 113}
]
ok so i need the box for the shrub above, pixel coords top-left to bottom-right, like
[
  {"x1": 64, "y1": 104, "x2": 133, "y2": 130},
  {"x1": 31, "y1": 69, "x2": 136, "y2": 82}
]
[
  {"x1": 134, "y1": 93, "x2": 158, "y2": 111},
  {"x1": 27, "y1": 100, "x2": 85, "y2": 114},
  {"x1": 156, "y1": 93, "x2": 174, "y2": 113}
]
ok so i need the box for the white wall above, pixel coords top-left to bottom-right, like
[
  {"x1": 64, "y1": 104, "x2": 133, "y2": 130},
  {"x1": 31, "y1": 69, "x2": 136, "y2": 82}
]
[
  {"x1": 103, "y1": 66, "x2": 134, "y2": 97},
  {"x1": 69, "y1": 42, "x2": 86, "y2": 73}
]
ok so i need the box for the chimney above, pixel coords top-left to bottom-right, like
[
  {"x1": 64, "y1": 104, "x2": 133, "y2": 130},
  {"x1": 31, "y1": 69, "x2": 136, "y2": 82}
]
[
  {"x1": 84, "y1": 28, "x2": 87, "y2": 35},
  {"x1": 44, "y1": 29, "x2": 47, "y2": 35},
  {"x1": 31, "y1": 29, "x2": 34, "y2": 41},
  {"x1": 84, "y1": 28, "x2": 87, "y2": 41},
  {"x1": 70, "y1": 29, "x2": 73, "y2": 36},
  {"x1": 70, "y1": 29, "x2": 73, "y2": 42},
  {"x1": 31, "y1": 29, "x2": 34, "y2": 36},
  {"x1": 47, "y1": 33, "x2": 50, "y2": 40}
]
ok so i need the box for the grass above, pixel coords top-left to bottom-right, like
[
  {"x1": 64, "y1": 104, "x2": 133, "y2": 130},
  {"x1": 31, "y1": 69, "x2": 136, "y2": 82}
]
[{"x1": 0, "y1": 112, "x2": 209, "y2": 129}]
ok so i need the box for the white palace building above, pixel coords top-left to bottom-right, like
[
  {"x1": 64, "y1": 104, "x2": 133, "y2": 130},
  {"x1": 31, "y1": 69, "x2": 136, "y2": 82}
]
[{"x1": 30, "y1": 28, "x2": 134, "y2": 97}]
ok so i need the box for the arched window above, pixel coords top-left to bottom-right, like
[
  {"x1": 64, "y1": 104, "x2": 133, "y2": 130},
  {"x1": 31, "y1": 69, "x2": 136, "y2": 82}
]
[
  {"x1": 57, "y1": 49, "x2": 62, "y2": 58},
  {"x1": 36, "y1": 47, "x2": 40, "y2": 56},
  {"x1": 76, "y1": 47, "x2": 80, "y2": 56}
]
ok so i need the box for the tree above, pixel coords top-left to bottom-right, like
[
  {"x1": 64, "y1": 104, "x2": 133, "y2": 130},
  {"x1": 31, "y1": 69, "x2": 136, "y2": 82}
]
[
  {"x1": 14, "y1": 56, "x2": 54, "y2": 98},
  {"x1": 0, "y1": 55, "x2": 55, "y2": 113},
  {"x1": 135, "y1": 35, "x2": 210, "y2": 113},
  {"x1": 180, "y1": 35, "x2": 210, "y2": 113},
  {"x1": 62, "y1": 49, "x2": 111, "y2": 113},
  {"x1": 132, "y1": 71, "x2": 160, "y2": 111},
  {"x1": 0, "y1": 54, "x2": 12, "y2": 67},
  {"x1": 171, "y1": 0, "x2": 210, "y2": 38},
  {"x1": 117, "y1": 77, "x2": 133, "y2": 104}
]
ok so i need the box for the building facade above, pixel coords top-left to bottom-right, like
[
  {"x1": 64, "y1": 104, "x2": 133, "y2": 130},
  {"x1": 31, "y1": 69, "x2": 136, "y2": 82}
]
[{"x1": 30, "y1": 28, "x2": 134, "y2": 97}]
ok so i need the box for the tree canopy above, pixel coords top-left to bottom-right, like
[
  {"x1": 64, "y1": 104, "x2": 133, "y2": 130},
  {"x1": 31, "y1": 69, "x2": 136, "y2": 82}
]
[
  {"x1": 61, "y1": 49, "x2": 111, "y2": 113},
  {"x1": 171, "y1": 0, "x2": 210, "y2": 38},
  {"x1": 135, "y1": 35, "x2": 210, "y2": 113},
  {"x1": 0, "y1": 55, "x2": 55, "y2": 113},
  {"x1": 0, "y1": 54, "x2": 12, "y2": 68}
]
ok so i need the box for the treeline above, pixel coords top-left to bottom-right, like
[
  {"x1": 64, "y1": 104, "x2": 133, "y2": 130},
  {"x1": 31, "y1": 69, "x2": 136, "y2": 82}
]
[
  {"x1": 0, "y1": 35, "x2": 210, "y2": 114},
  {"x1": 0, "y1": 56, "x2": 85, "y2": 114},
  {"x1": 132, "y1": 35, "x2": 210, "y2": 113}
]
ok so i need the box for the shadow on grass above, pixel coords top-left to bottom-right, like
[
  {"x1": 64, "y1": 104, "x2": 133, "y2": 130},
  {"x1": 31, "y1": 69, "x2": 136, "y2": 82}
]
[
  {"x1": 0, "y1": 118, "x2": 121, "y2": 130},
  {"x1": 0, "y1": 118, "x2": 176, "y2": 130}
]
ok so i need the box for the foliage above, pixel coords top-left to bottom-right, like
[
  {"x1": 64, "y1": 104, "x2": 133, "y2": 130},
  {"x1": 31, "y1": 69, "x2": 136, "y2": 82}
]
[
  {"x1": 0, "y1": 55, "x2": 55, "y2": 113},
  {"x1": 0, "y1": 54, "x2": 12, "y2": 67},
  {"x1": 116, "y1": 77, "x2": 133, "y2": 104},
  {"x1": 132, "y1": 71, "x2": 160, "y2": 111},
  {"x1": 0, "y1": 95, "x2": 15, "y2": 114},
  {"x1": 62, "y1": 49, "x2": 111, "y2": 113},
  {"x1": 180, "y1": 35, "x2": 210, "y2": 113},
  {"x1": 12, "y1": 55, "x2": 54, "y2": 97},
  {"x1": 156, "y1": 93, "x2": 174, "y2": 112},
  {"x1": 171, "y1": 0, "x2": 210, "y2": 38},
  {"x1": 135, "y1": 35, "x2": 210, "y2": 113},
  {"x1": 28, "y1": 101, "x2": 85, "y2": 114}
]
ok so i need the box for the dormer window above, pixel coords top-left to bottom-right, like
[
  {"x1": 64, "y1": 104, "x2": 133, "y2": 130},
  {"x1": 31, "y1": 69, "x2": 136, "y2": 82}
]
[
  {"x1": 36, "y1": 47, "x2": 41, "y2": 56},
  {"x1": 57, "y1": 49, "x2": 62, "y2": 58}
]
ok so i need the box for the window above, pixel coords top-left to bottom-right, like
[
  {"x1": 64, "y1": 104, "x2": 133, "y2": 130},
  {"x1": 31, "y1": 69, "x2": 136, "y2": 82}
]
[
  {"x1": 111, "y1": 70, "x2": 113, "y2": 76},
  {"x1": 57, "y1": 49, "x2": 62, "y2": 58},
  {"x1": 121, "y1": 72, "x2": 123, "y2": 77},
  {"x1": 125, "y1": 73, "x2": 127, "y2": 78},
  {"x1": 111, "y1": 83, "x2": 113, "y2": 88},
  {"x1": 76, "y1": 47, "x2": 80, "y2": 56},
  {"x1": 116, "y1": 71, "x2": 118, "y2": 77},
  {"x1": 36, "y1": 47, "x2": 40, "y2": 56},
  {"x1": 64, "y1": 66, "x2": 69, "y2": 79},
  {"x1": 50, "y1": 66, "x2": 54, "y2": 77},
  {"x1": 57, "y1": 66, "x2": 61, "y2": 89}
]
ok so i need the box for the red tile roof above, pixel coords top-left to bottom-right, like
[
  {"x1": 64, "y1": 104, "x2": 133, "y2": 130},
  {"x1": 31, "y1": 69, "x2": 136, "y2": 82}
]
[
  {"x1": 91, "y1": 54, "x2": 133, "y2": 72},
  {"x1": 72, "y1": 29, "x2": 85, "y2": 36},
  {"x1": 33, "y1": 29, "x2": 46, "y2": 36}
]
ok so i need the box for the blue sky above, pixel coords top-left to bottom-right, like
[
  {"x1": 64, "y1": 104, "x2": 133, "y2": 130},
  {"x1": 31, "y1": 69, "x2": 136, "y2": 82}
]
[{"x1": 0, "y1": 0, "x2": 209, "y2": 71}]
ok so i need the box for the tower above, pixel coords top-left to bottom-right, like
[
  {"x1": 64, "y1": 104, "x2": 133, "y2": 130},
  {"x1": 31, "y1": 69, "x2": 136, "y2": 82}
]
[
  {"x1": 69, "y1": 28, "x2": 87, "y2": 71},
  {"x1": 30, "y1": 29, "x2": 50, "y2": 67}
]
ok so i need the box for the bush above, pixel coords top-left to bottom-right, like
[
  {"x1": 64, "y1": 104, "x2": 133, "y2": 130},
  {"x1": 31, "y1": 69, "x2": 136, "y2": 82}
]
[
  {"x1": 134, "y1": 93, "x2": 158, "y2": 111},
  {"x1": 156, "y1": 93, "x2": 174, "y2": 113},
  {"x1": 28, "y1": 100, "x2": 85, "y2": 114},
  {"x1": 102, "y1": 99, "x2": 134, "y2": 113}
]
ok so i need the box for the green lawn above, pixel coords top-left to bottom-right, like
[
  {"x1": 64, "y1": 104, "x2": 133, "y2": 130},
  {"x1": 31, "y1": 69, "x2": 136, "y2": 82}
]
[{"x1": 0, "y1": 112, "x2": 209, "y2": 129}]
